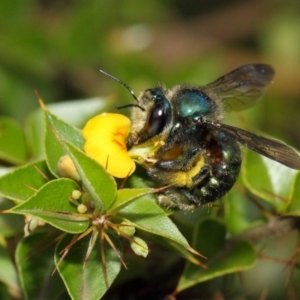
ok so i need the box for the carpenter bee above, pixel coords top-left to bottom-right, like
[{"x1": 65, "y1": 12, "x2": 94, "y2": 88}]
[{"x1": 100, "y1": 64, "x2": 300, "y2": 210}]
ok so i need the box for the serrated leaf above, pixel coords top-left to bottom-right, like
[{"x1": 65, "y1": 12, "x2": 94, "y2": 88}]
[
  {"x1": 16, "y1": 232, "x2": 67, "y2": 300},
  {"x1": 176, "y1": 219, "x2": 256, "y2": 293},
  {"x1": 0, "y1": 160, "x2": 52, "y2": 203},
  {"x1": 242, "y1": 149, "x2": 298, "y2": 211},
  {"x1": 0, "y1": 117, "x2": 27, "y2": 165},
  {"x1": 64, "y1": 142, "x2": 117, "y2": 212},
  {"x1": 43, "y1": 105, "x2": 85, "y2": 177},
  {"x1": 56, "y1": 234, "x2": 121, "y2": 300},
  {"x1": 10, "y1": 178, "x2": 89, "y2": 233},
  {"x1": 118, "y1": 196, "x2": 198, "y2": 255}
]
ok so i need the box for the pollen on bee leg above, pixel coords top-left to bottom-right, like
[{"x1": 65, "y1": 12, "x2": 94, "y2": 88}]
[
  {"x1": 154, "y1": 140, "x2": 165, "y2": 147},
  {"x1": 145, "y1": 157, "x2": 157, "y2": 163}
]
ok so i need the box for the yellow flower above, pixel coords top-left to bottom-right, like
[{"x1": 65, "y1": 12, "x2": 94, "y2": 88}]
[{"x1": 82, "y1": 113, "x2": 136, "y2": 178}]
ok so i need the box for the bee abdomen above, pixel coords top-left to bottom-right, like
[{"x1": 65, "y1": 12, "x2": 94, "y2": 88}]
[{"x1": 157, "y1": 135, "x2": 242, "y2": 209}]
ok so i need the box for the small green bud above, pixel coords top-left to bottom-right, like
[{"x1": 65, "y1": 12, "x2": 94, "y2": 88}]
[
  {"x1": 28, "y1": 218, "x2": 39, "y2": 232},
  {"x1": 24, "y1": 216, "x2": 45, "y2": 236},
  {"x1": 119, "y1": 221, "x2": 135, "y2": 237},
  {"x1": 130, "y1": 236, "x2": 148, "y2": 258},
  {"x1": 71, "y1": 190, "x2": 82, "y2": 200},
  {"x1": 81, "y1": 191, "x2": 92, "y2": 205},
  {"x1": 77, "y1": 204, "x2": 88, "y2": 214}
]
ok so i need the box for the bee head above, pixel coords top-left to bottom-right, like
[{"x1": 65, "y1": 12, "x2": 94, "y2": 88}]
[
  {"x1": 99, "y1": 70, "x2": 173, "y2": 150},
  {"x1": 127, "y1": 87, "x2": 172, "y2": 149}
]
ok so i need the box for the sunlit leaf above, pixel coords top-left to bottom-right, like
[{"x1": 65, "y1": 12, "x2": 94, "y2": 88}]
[
  {"x1": 10, "y1": 178, "x2": 89, "y2": 233},
  {"x1": 43, "y1": 104, "x2": 84, "y2": 177},
  {"x1": 242, "y1": 149, "x2": 298, "y2": 211},
  {"x1": 0, "y1": 160, "x2": 52, "y2": 203},
  {"x1": 118, "y1": 196, "x2": 198, "y2": 256},
  {"x1": 25, "y1": 98, "x2": 108, "y2": 159},
  {"x1": 108, "y1": 187, "x2": 155, "y2": 212},
  {"x1": 64, "y1": 142, "x2": 117, "y2": 212}
]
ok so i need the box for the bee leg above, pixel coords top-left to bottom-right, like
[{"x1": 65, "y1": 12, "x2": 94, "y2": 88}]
[
  {"x1": 151, "y1": 148, "x2": 201, "y2": 172},
  {"x1": 157, "y1": 187, "x2": 200, "y2": 210},
  {"x1": 156, "y1": 167, "x2": 209, "y2": 210}
]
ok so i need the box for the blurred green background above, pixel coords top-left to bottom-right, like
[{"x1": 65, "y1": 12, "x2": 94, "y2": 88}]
[{"x1": 1, "y1": 0, "x2": 300, "y2": 148}]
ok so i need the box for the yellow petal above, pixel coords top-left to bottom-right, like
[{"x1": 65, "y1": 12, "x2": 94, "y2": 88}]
[{"x1": 82, "y1": 113, "x2": 136, "y2": 178}]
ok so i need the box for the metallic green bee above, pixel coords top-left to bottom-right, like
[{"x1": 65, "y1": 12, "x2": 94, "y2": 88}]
[{"x1": 101, "y1": 64, "x2": 300, "y2": 210}]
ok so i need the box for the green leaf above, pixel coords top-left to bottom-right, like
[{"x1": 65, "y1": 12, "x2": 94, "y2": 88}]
[
  {"x1": 118, "y1": 196, "x2": 198, "y2": 255},
  {"x1": 25, "y1": 98, "x2": 108, "y2": 159},
  {"x1": 43, "y1": 105, "x2": 85, "y2": 177},
  {"x1": 0, "y1": 160, "x2": 52, "y2": 203},
  {"x1": 56, "y1": 234, "x2": 121, "y2": 300},
  {"x1": 176, "y1": 219, "x2": 256, "y2": 293},
  {"x1": 10, "y1": 178, "x2": 89, "y2": 233},
  {"x1": 25, "y1": 109, "x2": 44, "y2": 160},
  {"x1": 64, "y1": 142, "x2": 117, "y2": 212},
  {"x1": 0, "y1": 244, "x2": 20, "y2": 298},
  {"x1": 286, "y1": 172, "x2": 300, "y2": 215},
  {"x1": 242, "y1": 149, "x2": 298, "y2": 211},
  {"x1": 0, "y1": 198, "x2": 24, "y2": 237},
  {"x1": 16, "y1": 232, "x2": 68, "y2": 300},
  {"x1": 224, "y1": 180, "x2": 264, "y2": 235},
  {"x1": 108, "y1": 187, "x2": 155, "y2": 212},
  {"x1": 0, "y1": 117, "x2": 27, "y2": 165}
]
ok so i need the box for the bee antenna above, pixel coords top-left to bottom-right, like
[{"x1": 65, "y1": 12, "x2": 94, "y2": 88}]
[
  {"x1": 99, "y1": 69, "x2": 139, "y2": 103},
  {"x1": 115, "y1": 104, "x2": 145, "y2": 111}
]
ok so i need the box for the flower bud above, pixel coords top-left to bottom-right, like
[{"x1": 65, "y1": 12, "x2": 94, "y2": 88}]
[
  {"x1": 119, "y1": 221, "x2": 135, "y2": 237},
  {"x1": 77, "y1": 204, "x2": 88, "y2": 214},
  {"x1": 81, "y1": 191, "x2": 92, "y2": 205},
  {"x1": 57, "y1": 155, "x2": 80, "y2": 181},
  {"x1": 71, "y1": 190, "x2": 82, "y2": 200},
  {"x1": 130, "y1": 236, "x2": 148, "y2": 258}
]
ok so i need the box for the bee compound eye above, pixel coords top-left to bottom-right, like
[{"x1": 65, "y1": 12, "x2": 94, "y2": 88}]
[{"x1": 147, "y1": 103, "x2": 166, "y2": 136}]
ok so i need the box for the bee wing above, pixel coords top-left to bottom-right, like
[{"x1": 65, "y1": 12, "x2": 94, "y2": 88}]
[
  {"x1": 206, "y1": 122, "x2": 300, "y2": 169},
  {"x1": 202, "y1": 64, "x2": 275, "y2": 112}
]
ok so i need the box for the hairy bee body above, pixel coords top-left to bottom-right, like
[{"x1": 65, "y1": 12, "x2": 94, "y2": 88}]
[
  {"x1": 106, "y1": 64, "x2": 300, "y2": 210},
  {"x1": 127, "y1": 86, "x2": 242, "y2": 209}
]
